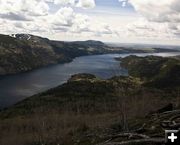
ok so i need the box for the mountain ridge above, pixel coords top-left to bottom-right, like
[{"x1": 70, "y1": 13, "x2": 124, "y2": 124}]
[
  {"x1": 0, "y1": 34, "x2": 107, "y2": 75},
  {"x1": 0, "y1": 33, "x2": 179, "y2": 76}
]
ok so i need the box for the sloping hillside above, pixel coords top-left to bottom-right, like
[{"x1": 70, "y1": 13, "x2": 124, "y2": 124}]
[
  {"x1": 0, "y1": 70, "x2": 179, "y2": 145},
  {"x1": 0, "y1": 34, "x2": 179, "y2": 76},
  {"x1": 120, "y1": 55, "x2": 180, "y2": 88},
  {"x1": 0, "y1": 34, "x2": 106, "y2": 75}
]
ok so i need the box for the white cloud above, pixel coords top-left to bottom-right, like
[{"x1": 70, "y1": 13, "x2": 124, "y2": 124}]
[
  {"x1": 0, "y1": 0, "x2": 99, "y2": 37},
  {"x1": 76, "y1": 0, "x2": 95, "y2": 9},
  {"x1": 119, "y1": 0, "x2": 127, "y2": 7},
  {"x1": 116, "y1": 0, "x2": 180, "y2": 40},
  {"x1": 126, "y1": 19, "x2": 173, "y2": 39},
  {"x1": 54, "y1": 0, "x2": 75, "y2": 5},
  {"x1": 128, "y1": 0, "x2": 180, "y2": 23},
  {"x1": 0, "y1": 0, "x2": 105, "y2": 41},
  {"x1": 44, "y1": 5, "x2": 114, "y2": 37},
  {"x1": 0, "y1": 0, "x2": 95, "y2": 22},
  {"x1": 1, "y1": 0, "x2": 179, "y2": 44},
  {"x1": 0, "y1": 0, "x2": 49, "y2": 21},
  {"x1": 52, "y1": 7, "x2": 74, "y2": 26},
  {"x1": 69, "y1": 14, "x2": 90, "y2": 33},
  {"x1": 52, "y1": 0, "x2": 96, "y2": 9}
]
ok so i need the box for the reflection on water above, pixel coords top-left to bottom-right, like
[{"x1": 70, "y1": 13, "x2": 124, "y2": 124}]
[{"x1": 0, "y1": 52, "x2": 180, "y2": 108}]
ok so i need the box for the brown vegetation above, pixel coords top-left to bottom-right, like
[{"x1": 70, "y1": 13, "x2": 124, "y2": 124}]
[{"x1": 0, "y1": 72, "x2": 179, "y2": 145}]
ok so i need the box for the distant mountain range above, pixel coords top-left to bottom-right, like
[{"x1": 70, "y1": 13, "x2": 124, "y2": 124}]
[{"x1": 0, "y1": 34, "x2": 179, "y2": 75}]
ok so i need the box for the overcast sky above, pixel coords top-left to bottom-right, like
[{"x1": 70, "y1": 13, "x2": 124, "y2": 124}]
[{"x1": 0, "y1": 0, "x2": 180, "y2": 45}]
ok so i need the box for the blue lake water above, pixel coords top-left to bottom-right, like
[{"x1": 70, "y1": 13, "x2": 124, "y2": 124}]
[{"x1": 0, "y1": 52, "x2": 180, "y2": 108}]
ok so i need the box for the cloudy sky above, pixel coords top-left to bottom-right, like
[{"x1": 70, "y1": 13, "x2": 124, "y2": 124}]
[{"x1": 0, "y1": 0, "x2": 180, "y2": 45}]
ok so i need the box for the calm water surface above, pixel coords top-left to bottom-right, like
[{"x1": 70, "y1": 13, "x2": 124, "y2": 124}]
[{"x1": 0, "y1": 52, "x2": 180, "y2": 108}]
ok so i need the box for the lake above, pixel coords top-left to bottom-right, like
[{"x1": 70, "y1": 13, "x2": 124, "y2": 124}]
[{"x1": 0, "y1": 52, "x2": 180, "y2": 108}]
